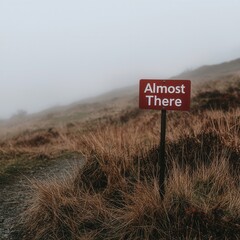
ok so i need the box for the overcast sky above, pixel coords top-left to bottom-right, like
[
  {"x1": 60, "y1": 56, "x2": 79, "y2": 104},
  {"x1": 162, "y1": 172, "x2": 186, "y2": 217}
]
[{"x1": 0, "y1": 0, "x2": 240, "y2": 118}]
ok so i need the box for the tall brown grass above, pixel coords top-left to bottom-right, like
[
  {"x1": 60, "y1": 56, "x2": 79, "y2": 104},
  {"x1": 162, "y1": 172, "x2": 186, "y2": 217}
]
[{"x1": 12, "y1": 104, "x2": 240, "y2": 239}]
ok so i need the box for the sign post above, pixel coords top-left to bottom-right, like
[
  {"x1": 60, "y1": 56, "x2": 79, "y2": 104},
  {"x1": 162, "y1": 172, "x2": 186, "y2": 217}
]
[
  {"x1": 139, "y1": 79, "x2": 191, "y2": 199},
  {"x1": 159, "y1": 109, "x2": 167, "y2": 199}
]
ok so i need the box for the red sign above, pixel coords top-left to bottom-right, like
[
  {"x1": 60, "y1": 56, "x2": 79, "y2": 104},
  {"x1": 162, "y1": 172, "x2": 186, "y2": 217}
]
[{"x1": 139, "y1": 79, "x2": 191, "y2": 111}]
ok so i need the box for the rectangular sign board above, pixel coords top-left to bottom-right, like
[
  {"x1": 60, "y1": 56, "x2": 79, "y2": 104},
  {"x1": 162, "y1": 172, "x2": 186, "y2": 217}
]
[{"x1": 139, "y1": 79, "x2": 191, "y2": 111}]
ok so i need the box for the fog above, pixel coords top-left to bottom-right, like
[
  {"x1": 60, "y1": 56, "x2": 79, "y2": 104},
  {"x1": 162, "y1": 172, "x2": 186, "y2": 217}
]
[{"x1": 1, "y1": 0, "x2": 240, "y2": 119}]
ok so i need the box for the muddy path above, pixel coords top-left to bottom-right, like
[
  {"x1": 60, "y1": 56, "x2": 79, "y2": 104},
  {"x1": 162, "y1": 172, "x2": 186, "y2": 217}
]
[{"x1": 0, "y1": 157, "x2": 83, "y2": 240}]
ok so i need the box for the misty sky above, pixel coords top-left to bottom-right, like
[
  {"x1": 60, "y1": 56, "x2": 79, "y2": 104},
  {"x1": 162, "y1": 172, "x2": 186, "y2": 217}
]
[{"x1": 1, "y1": 0, "x2": 240, "y2": 118}]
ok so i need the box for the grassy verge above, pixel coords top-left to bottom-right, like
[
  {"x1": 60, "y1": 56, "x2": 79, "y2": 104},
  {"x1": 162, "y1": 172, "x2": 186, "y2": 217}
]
[{"x1": 12, "y1": 106, "x2": 240, "y2": 240}]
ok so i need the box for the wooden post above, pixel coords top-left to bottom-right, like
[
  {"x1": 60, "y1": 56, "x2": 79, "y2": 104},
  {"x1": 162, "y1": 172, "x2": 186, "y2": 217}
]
[{"x1": 159, "y1": 109, "x2": 167, "y2": 199}]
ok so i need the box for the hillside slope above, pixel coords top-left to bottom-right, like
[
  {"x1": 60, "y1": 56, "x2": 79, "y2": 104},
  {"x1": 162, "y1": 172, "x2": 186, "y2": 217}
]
[
  {"x1": 1, "y1": 57, "x2": 240, "y2": 138},
  {"x1": 0, "y1": 58, "x2": 240, "y2": 239},
  {"x1": 10, "y1": 76, "x2": 240, "y2": 240},
  {"x1": 173, "y1": 58, "x2": 240, "y2": 81}
]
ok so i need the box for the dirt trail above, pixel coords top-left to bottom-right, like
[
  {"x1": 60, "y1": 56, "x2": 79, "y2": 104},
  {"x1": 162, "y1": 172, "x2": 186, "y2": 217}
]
[{"x1": 0, "y1": 157, "x2": 83, "y2": 240}]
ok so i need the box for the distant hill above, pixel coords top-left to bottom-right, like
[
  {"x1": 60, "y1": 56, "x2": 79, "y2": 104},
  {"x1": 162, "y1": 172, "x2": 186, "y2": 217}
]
[
  {"x1": 173, "y1": 58, "x2": 240, "y2": 81},
  {"x1": 1, "y1": 57, "x2": 240, "y2": 137},
  {"x1": 79, "y1": 57, "x2": 240, "y2": 104},
  {"x1": 0, "y1": 84, "x2": 139, "y2": 137}
]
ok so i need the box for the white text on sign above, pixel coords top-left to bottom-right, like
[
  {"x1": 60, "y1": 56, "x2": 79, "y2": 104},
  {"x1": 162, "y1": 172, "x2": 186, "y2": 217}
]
[{"x1": 139, "y1": 80, "x2": 191, "y2": 111}]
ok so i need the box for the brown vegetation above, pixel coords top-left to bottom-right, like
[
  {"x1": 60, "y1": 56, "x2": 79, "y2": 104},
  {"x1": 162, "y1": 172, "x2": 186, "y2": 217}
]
[
  {"x1": 12, "y1": 113, "x2": 240, "y2": 239},
  {"x1": 1, "y1": 77, "x2": 240, "y2": 239}
]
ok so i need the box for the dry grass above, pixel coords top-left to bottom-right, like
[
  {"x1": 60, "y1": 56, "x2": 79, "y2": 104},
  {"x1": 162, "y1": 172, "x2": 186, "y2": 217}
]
[
  {"x1": 11, "y1": 104, "x2": 240, "y2": 239},
  {"x1": 2, "y1": 79, "x2": 240, "y2": 239}
]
